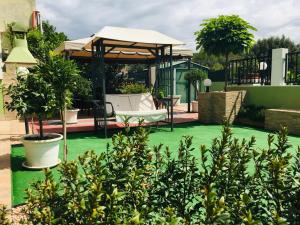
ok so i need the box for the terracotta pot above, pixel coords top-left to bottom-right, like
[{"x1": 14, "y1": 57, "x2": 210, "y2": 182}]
[{"x1": 192, "y1": 100, "x2": 198, "y2": 112}]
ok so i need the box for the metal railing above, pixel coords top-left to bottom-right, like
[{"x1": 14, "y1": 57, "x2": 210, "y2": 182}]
[
  {"x1": 229, "y1": 55, "x2": 271, "y2": 85},
  {"x1": 285, "y1": 51, "x2": 300, "y2": 84}
]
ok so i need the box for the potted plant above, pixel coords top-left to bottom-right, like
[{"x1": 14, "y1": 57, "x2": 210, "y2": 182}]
[
  {"x1": 62, "y1": 91, "x2": 79, "y2": 124},
  {"x1": 6, "y1": 72, "x2": 61, "y2": 169},
  {"x1": 184, "y1": 68, "x2": 208, "y2": 112},
  {"x1": 65, "y1": 108, "x2": 80, "y2": 124},
  {"x1": 65, "y1": 75, "x2": 92, "y2": 124},
  {"x1": 40, "y1": 56, "x2": 80, "y2": 161}
]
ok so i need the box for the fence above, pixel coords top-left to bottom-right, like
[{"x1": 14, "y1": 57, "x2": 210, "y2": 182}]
[
  {"x1": 285, "y1": 51, "x2": 300, "y2": 84},
  {"x1": 229, "y1": 55, "x2": 271, "y2": 85},
  {"x1": 208, "y1": 69, "x2": 225, "y2": 82}
]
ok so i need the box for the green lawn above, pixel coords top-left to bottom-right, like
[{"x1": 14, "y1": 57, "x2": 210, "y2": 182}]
[{"x1": 11, "y1": 122, "x2": 300, "y2": 206}]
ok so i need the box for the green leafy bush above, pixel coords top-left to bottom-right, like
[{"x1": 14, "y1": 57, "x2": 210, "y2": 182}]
[
  {"x1": 6, "y1": 72, "x2": 56, "y2": 139},
  {"x1": 0, "y1": 205, "x2": 11, "y2": 225},
  {"x1": 73, "y1": 75, "x2": 92, "y2": 101},
  {"x1": 184, "y1": 69, "x2": 208, "y2": 94},
  {"x1": 286, "y1": 71, "x2": 297, "y2": 82},
  {"x1": 120, "y1": 83, "x2": 148, "y2": 94},
  {"x1": 21, "y1": 124, "x2": 180, "y2": 224},
  {"x1": 27, "y1": 21, "x2": 68, "y2": 62},
  {"x1": 238, "y1": 104, "x2": 266, "y2": 122},
  {"x1": 20, "y1": 123, "x2": 300, "y2": 224}
]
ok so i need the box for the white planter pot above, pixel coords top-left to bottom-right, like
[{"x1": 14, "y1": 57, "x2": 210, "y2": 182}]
[
  {"x1": 66, "y1": 109, "x2": 80, "y2": 124},
  {"x1": 192, "y1": 101, "x2": 198, "y2": 112},
  {"x1": 22, "y1": 133, "x2": 63, "y2": 169}
]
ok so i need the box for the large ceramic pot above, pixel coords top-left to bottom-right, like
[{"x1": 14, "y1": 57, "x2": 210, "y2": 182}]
[
  {"x1": 66, "y1": 108, "x2": 80, "y2": 124},
  {"x1": 192, "y1": 100, "x2": 198, "y2": 113},
  {"x1": 22, "y1": 133, "x2": 63, "y2": 169}
]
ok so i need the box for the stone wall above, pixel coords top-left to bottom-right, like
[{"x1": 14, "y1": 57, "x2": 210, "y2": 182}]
[
  {"x1": 198, "y1": 91, "x2": 246, "y2": 124},
  {"x1": 265, "y1": 109, "x2": 300, "y2": 135}
]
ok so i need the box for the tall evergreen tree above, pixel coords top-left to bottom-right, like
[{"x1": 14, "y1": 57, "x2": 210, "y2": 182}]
[{"x1": 251, "y1": 35, "x2": 300, "y2": 57}]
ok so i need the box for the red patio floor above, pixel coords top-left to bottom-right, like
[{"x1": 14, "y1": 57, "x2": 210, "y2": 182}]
[{"x1": 31, "y1": 104, "x2": 198, "y2": 134}]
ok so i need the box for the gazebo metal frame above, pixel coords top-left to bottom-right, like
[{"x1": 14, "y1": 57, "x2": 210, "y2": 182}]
[
  {"x1": 91, "y1": 39, "x2": 174, "y2": 137},
  {"x1": 55, "y1": 26, "x2": 191, "y2": 137}
]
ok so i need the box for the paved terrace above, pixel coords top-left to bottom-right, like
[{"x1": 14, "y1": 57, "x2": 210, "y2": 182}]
[
  {"x1": 31, "y1": 104, "x2": 198, "y2": 133},
  {"x1": 0, "y1": 120, "x2": 25, "y2": 208}
]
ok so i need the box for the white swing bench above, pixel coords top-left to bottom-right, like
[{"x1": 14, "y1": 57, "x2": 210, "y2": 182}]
[{"x1": 106, "y1": 93, "x2": 168, "y2": 123}]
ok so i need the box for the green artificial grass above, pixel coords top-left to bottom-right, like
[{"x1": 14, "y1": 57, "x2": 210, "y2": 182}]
[{"x1": 11, "y1": 122, "x2": 300, "y2": 206}]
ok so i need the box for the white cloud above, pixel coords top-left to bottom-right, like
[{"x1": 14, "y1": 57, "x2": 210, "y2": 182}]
[{"x1": 37, "y1": 0, "x2": 300, "y2": 51}]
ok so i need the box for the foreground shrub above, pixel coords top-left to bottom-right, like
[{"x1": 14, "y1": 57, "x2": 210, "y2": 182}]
[
  {"x1": 21, "y1": 123, "x2": 300, "y2": 224},
  {"x1": 0, "y1": 205, "x2": 11, "y2": 225},
  {"x1": 22, "y1": 125, "x2": 180, "y2": 224}
]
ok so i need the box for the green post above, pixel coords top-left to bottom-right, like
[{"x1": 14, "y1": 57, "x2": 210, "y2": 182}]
[
  {"x1": 161, "y1": 47, "x2": 165, "y2": 95},
  {"x1": 155, "y1": 48, "x2": 161, "y2": 97},
  {"x1": 95, "y1": 40, "x2": 107, "y2": 138},
  {"x1": 24, "y1": 117, "x2": 29, "y2": 134},
  {"x1": 187, "y1": 58, "x2": 191, "y2": 112},
  {"x1": 100, "y1": 40, "x2": 107, "y2": 138},
  {"x1": 170, "y1": 45, "x2": 174, "y2": 131}
]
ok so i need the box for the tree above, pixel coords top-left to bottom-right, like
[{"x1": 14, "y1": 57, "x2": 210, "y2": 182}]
[
  {"x1": 72, "y1": 75, "x2": 92, "y2": 102},
  {"x1": 195, "y1": 15, "x2": 256, "y2": 91},
  {"x1": 127, "y1": 64, "x2": 147, "y2": 73},
  {"x1": 251, "y1": 35, "x2": 300, "y2": 57},
  {"x1": 192, "y1": 49, "x2": 225, "y2": 71},
  {"x1": 192, "y1": 49, "x2": 245, "y2": 72},
  {"x1": 6, "y1": 72, "x2": 56, "y2": 139},
  {"x1": 184, "y1": 69, "x2": 208, "y2": 94},
  {"x1": 27, "y1": 21, "x2": 68, "y2": 62},
  {"x1": 38, "y1": 56, "x2": 80, "y2": 160}
]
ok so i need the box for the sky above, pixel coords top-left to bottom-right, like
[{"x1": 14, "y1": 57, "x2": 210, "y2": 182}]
[{"x1": 37, "y1": 0, "x2": 300, "y2": 51}]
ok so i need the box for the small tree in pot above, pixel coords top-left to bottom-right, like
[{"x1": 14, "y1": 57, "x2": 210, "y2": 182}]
[
  {"x1": 64, "y1": 75, "x2": 92, "y2": 124},
  {"x1": 39, "y1": 56, "x2": 80, "y2": 161},
  {"x1": 42, "y1": 73, "x2": 92, "y2": 126},
  {"x1": 184, "y1": 69, "x2": 208, "y2": 95},
  {"x1": 184, "y1": 69, "x2": 207, "y2": 112},
  {"x1": 6, "y1": 72, "x2": 61, "y2": 169}
]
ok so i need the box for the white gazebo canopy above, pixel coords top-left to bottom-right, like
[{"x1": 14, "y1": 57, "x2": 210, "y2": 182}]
[
  {"x1": 55, "y1": 26, "x2": 188, "y2": 135},
  {"x1": 85, "y1": 26, "x2": 184, "y2": 48},
  {"x1": 55, "y1": 26, "x2": 192, "y2": 60}
]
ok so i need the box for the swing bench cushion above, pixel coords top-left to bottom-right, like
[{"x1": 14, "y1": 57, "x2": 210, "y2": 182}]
[{"x1": 106, "y1": 93, "x2": 167, "y2": 123}]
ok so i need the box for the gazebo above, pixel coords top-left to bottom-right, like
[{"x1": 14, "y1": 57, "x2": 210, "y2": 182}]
[{"x1": 55, "y1": 26, "x2": 189, "y2": 136}]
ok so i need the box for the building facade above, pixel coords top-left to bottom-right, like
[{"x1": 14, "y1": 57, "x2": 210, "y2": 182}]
[{"x1": 0, "y1": 0, "x2": 36, "y2": 118}]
